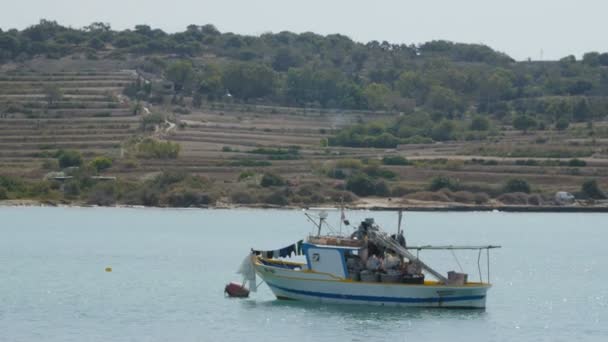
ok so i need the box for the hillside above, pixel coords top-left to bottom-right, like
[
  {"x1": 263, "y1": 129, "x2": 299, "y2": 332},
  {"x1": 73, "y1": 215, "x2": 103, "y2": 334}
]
[{"x1": 1, "y1": 20, "x2": 608, "y2": 208}]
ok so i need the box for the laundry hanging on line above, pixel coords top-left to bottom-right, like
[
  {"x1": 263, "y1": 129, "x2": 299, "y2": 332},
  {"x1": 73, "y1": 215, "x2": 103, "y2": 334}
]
[{"x1": 252, "y1": 240, "x2": 304, "y2": 258}]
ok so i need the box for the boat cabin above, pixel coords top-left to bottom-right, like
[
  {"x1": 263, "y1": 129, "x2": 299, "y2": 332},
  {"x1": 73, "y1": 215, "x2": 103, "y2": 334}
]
[{"x1": 302, "y1": 241, "x2": 362, "y2": 279}]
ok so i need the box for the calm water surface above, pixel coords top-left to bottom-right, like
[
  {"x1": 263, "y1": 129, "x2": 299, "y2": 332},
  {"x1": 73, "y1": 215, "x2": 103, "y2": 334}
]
[{"x1": 1, "y1": 207, "x2": 607, "y2": 341}]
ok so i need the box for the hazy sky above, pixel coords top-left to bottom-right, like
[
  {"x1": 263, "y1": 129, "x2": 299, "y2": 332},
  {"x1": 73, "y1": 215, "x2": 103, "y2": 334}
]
[{"x1": 1, "y1": 0, "x2": 605, "y2": 61}]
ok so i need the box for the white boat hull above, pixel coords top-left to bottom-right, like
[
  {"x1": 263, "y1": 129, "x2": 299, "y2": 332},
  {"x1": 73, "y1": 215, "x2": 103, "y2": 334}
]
[{"x1": 255, "y1": 262, "x2": 490, "y2": 308}]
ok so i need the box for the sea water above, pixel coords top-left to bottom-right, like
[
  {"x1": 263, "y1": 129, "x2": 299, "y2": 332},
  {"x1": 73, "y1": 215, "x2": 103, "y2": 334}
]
[{"x1": 0, "y1": 207, "x2": 606, "y2": 341}]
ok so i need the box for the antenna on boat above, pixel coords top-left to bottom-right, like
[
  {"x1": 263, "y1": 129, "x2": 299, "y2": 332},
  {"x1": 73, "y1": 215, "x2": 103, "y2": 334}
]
[
  {"x1": 318, "y1": 211, "x2": 328, "y2": 236},
  {"x1": 305, "y1": 211, "x2": 328, "y2": 237},
  {"x1": 397, "y1": 209, "x2": 403, "y2": 235},
  {"x1": 397, "y1": 209, "x2": 406, "y2": 247}
]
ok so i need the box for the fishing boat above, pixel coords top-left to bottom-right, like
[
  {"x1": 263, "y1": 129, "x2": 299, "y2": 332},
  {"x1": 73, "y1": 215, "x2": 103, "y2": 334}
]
[{"x1": 238, "y1": 211, "x2": 500, "y2": 309}]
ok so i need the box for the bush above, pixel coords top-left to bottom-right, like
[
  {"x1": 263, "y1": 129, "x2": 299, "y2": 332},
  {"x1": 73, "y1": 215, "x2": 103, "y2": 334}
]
[
  {"x1": 503, "y1": 178, "x2": 531, "y2": 194},
  {"x1": 260, "y1": 173, "x2": 285, "y2": 187},
  {"x1": 63, "y1": 179, "x2": 81, "y2": 197},
  {"x1": 137, "y1": 138, "x2": 180, "y2": 159},
  {"x1": 57, "y1": 150, "x2": 83, "y2": 169},
  {"x1": 581, "y1": 179, "x2": 607, "y2": 199},
  {"x1": 429, "y1": 176, "x2": 460, "y2": 191},
  {"x1": 473, "y1": 192, "x2": 490, "y2": 204},
  {"x1": 382, "y1": 155, "x2": 410, "y2": 166},
  {"x1": 264, "y1": 190, "x2": 289, "y2": 205},
  {"x1": 346, "y1": 173, "x2": 376, "y2": 196},
  {"x1": 568, "y1": 159, "x2": 587, "y2": 167},
  {"x1": 0, "y1": 186, "x2": 7, "y2": 200},
  {"x1": 555, "y1": 118, "x2": 570, "y2": 131},
  {"x1": 374, "y1": 180, "x2": 390, "y2": 197},
  {"x1": 230, "y1": 191, "x2": 256, "y2": 204},
  {"x1": 498, "y1": 192, "x2": 529, "y2": 205},
  {"x1": 470, "y1": 116, "x2": 490, "y2": 131},
  {"x1": 229, "y1": 160, "x2": 272, "y2": 167},
  {"x1": 165, "y1": 191, "x2": 213, "y2": 207},
  {"x1": 87, "y1": 183, "x2": 117, "y2": 206},
  {"x1": 89, "y1": 156, "x2": 113, "y2": 172},
  {"x1": 141, "y1": 113, "x2": 166, "y2": 131},
  {"x1": 391, "y1": 185, "x2": 411, "y2": 197}
]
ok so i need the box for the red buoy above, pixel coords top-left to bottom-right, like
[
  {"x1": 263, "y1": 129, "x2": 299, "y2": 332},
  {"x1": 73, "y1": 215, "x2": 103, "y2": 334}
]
[{"x1": 224, "y1": 282, "x2": 250, "y2": 298}]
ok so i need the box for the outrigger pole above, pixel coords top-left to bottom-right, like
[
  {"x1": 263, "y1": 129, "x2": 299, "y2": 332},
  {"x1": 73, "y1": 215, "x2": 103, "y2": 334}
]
[{"x1": 368, "y1": 229, "x2": 449, "y2": 283}]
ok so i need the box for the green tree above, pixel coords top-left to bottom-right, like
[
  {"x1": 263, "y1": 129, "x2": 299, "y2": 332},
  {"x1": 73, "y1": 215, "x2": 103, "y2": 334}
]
[
  {"x1": 470, "y1": 115, "x2": 490, "y2": 131},
  {"x1": 503, "y1": 178, "x2": 531, "y2": 194},
  {"x1": 271, "y1": 48, "x2": 301, "y2": 72},
  {"x1": 573, "y1": 98, "x2": 590, "y2": 122},
  {"x1": 222, "y1": 62, "x2": 276, "y2": 100},
  {"x1": 396, "y1": 71, "x2": 430, "y2": 105},
  {"x1": 57, "y1": 150, "x2": 83, "y2": 169},
  {"x1": 166, "y1": 60, "x2": 194, "y2": 92},
  {"x1": 362, "y1": 83, "x2": 391, "y2": 110},
  {"x1": 555, "y1": 117, "x2": 570, "y2": 131},
  {"x1": 427, "y1": 86, "x2": 463, "y2": 118},
  {"x1": 43, "y1": 84, "x2": 63, "y2": 106},
  {"x1": 346, "y1": 173, "x2": 376, "y2": 196},
  {"x1": 431, "y1": 120, "x2": 457, "y2": 141},
  {"x1": 582, "y1": 52, "x2": 601, "y2": 67},
  {"x1": 581, "y1": 179, "x2": 606, "y2": 199},
  {"x1": 89, "y1": 156, "x2": 113, "y2": 172},
  {"x1": 429, "y1": 176, "x2": 460, "y2": 191},
  {"x1": 260, "y1": 173, "x2": 285, "y2": 187},
  {"x1": 513, "y1": 114, "x2": 537, "y2": 132}
]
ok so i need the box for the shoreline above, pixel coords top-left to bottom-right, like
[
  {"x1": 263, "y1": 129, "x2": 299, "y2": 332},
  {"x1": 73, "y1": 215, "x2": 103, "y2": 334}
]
[{"x1": 2, "y1": 199, "x2": 608, "y2": 212}]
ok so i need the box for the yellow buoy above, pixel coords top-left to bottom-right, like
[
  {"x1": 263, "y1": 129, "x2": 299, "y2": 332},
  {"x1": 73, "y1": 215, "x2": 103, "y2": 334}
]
[{"x1": 105, "y1": 267, "x2": 112, "y2": 272}]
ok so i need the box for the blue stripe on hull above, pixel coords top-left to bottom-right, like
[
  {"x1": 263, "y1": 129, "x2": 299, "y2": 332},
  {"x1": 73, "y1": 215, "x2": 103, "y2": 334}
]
[{"x1": 267, "y1": 283, "x2": 485, "y2": 304}]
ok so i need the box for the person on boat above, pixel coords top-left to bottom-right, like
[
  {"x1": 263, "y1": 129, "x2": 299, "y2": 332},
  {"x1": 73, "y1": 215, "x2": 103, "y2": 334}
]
[{"x1": 351, "y1": 220, "x2": 370, "y2": 240}]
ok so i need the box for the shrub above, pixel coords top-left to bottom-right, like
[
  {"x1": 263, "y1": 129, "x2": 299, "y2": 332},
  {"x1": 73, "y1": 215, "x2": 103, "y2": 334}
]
[
  {"x1": 137, "y1": 138, "x2": 180, "y2": 159},
  {"x1": 581, "y1": 179, "x2": 607, "y2": 199},
  {"x1": 473, "y1": 192, "x2": 490, "y2": 204},
  {"x1": 140, "y1": 188, "x2": 160, "y2": 206},
  {"x1": 391, "y1": 185, "x2": 411, "y2": 197},
  {"x1": 238, "y1": 171, "x2": 256, "y2": 181},
  {"x1": 346, "y1": 173, "x2": 376, "y2": 196},
  {"x1": 0, "y1": 175, "x2": 26, "y2": 193},
  {"x1": 63, "y1": 179, "x2": 81, "y2": 197},
  {"x1": 229, "y1": 160, "x2": 271, "y2": 167},
  {"x1": 166, "y1": 191, "x2": 213, "y2": 207},
  {"x1": 374, "y1": 180, "x2": 390, "y2": 197},
  {"x1": 503, "y1": 178, "x2": 531, "y2": 194},
  {"x1": 264, "y1": 190, "x2": 289, "y2": 205},
  {"x1": 555, "y1": 118, "x2": 570, "y2": 131},
  {"x1": 382, "y1": 155, "x2": 410, "y2": 166},
  {"x1": 141, "y1": 113, "x2": 166, "y2": 131},
  {"x1": 450, "y1": 191, "x2": 477, "y2": 204},
  {"x1": 498, "y1": 192, "x2": 529, "y2": 205},
  {"x1": 89, "y1": 156, "x2": 113, "y2": 172},
  {"x1": 470, "y1": 116, "x2": 490, "y2": 131},
  {"x1": 260, "y1": 173, "x2": 285, "y2": 187},
  {"x1": 568, "y1": 159, "x2": 587, "y2": 167},
  {"x1": 87, "y1": 183, "x2": 117, "y2": 206},
  {"x1": 57, "y1": 150, "x2": 83, "y2": 169},
  {"x1": 428, "y1": 176, "x2": 460, "y2": 191},
  {"x1": 527, "y1": 194, "x2": 543, "y2": 206},
  {"x1": 0, "y1": 186, "x2": 7, "y2": 200},
  {"x1": 230, "y1": 191, "x2": 256, "y2": 204}
]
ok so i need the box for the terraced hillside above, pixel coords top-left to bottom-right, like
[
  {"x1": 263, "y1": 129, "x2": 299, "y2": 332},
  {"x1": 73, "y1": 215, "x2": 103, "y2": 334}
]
[
  {"x1": 1, "y1": 60, "x2": 608, "y2": 208},
  {"x1": 0, "y1": 69, "x2": 138, "y2": 177}
]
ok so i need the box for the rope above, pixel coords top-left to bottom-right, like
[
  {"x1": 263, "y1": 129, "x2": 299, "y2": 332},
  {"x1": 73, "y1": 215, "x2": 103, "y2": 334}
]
[{"x1": 450, "y1": 249, "x2": 464, "y2": 273}]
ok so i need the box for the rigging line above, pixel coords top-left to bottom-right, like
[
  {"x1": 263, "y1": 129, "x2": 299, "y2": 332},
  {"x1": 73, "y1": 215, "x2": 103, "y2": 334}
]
[
  {"x1": 477, "y1": 248, "x2": 483, "y2": 283},
  {"x1": 450, "y1": 249, "x2": 464, "y2": 273}
]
